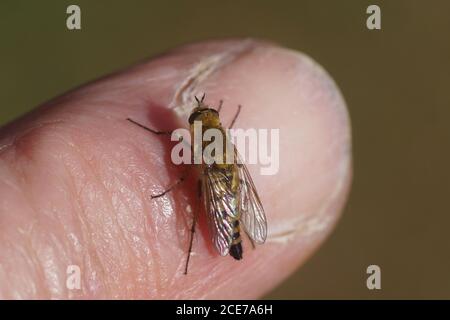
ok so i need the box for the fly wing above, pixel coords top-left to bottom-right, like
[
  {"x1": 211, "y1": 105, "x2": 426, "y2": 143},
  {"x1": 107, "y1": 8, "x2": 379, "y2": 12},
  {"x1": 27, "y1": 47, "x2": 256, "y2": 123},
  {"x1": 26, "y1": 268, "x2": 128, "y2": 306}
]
[
  {"x1": 203, "y1": 166, "x2": 239, "y2": 256},
  {"x1": 236, "y1": 150, "x2": 267, "y2": 244}
]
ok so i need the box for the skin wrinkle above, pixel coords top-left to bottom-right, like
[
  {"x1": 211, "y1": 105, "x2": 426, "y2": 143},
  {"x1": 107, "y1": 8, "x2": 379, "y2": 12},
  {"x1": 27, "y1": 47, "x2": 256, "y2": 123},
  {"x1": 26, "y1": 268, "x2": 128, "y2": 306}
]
[
  {"x1": 124, "y1": 144, "x2": 169, "y2": 292},
  {"x1": 2, "y1": 120, "x2": 67, "y2": 158},
  {"x1": 33, "y1": 157, "x2": 81, "y2": 298},
  {"x1": 53, "y1": 183, "x2": 88, "y2": 296},
  {"x1": 106, "y1": 140, "x2": 175, "y2": 296},
  {"x1": 55, "y1": 129, "x2": 122, "y2": 297},
  {"x1": 9, "y1": 157, "x2": 54, "y2": 298},
  {"x1": 118, "y1": 127, "x2": 198, "y2": 294},
  {"x1": 0, "y1": 162, "x2": 22, "y2": 196},
  {"x1": 0, "y1": 189, "x2": 38, "y2": 296},
  {"x1": 129, "y1": 165, "x2": 165, "y2": 296},
  {"x1": 57, "y1": 55, "x2": 187, "y2": 113},
  {"x1": 202, "y1": 258, "x2": 259, "y2": 299},
  {"x1": 61, "y1": 160, "x2": 107, "y2": 297},
  {"x1": 109, "y1": 135, "x2": 172, "y2": 296},
  {"x1": 1, "y1": 245, "x2": 24, "y2": 298},
  {"x1": 114, "y1": 180, "x2": 146, "y2": 257},
  {"x1": 123, "y1": 118, "x2": 179, "y2": 180},
  {"x1": 159, "y1": 194, "x2": 192, "y2": 293},
  {"x1": 1, "y1": 238, "x2": 22, "y2": 298},
  {"x1": 0, "y1": 142, "x2": 12, "y2": 153},
  {"x1": 170, "y1": 39, "x2": 260, "y2": 116},
  {"x1": 165, "y1": 201, "x2": 192, "y2": 291},
  {"x1": 22, "y1": 225, "x2": 49, "y2": 297},
  {"x1": 38, "y1": 235, "x2": 65, "y2": 297},
  {"x1": 47, "y1": 126, "x2": 112, "y2": 297},
  {"x1": 79, "y1": 222, "x2": 106, "y2": 297},
  {"x1": 37, "y1": 236, "x2": 62, "y2": 298},
  {"x1": 195, "y1": 249, "x2": 266, "y2": 299},
  {"x1": 79, "y1": 131, "x2": 148, "y2": 296},
  {"x1": 0, "y1": 174, "x2": 36, "y2": 299},
  {"x1": 168, "y1": 205, "x2": 199, "y2": 298},
  {"x1": 165, "y1": 195, "x2": 213, "y2": 293},
  {"x1": 176, "y1": 247, "x2": 240, "y2": 297},
  {"x1": 101, "y1": 168, "x2": 136, "y2": 276},
  {"x1": 106, "y1": 158, "x2": 150, "y2": 290},
  {"x1": 193, "y1": 269, "x2": 236, "y2": 300},
  {"x1": 86, "y1": 158, "x2": 134, "y2": 296},
  {"x1": 15, "y1": 127, "x2": 84, "y2": 298}
]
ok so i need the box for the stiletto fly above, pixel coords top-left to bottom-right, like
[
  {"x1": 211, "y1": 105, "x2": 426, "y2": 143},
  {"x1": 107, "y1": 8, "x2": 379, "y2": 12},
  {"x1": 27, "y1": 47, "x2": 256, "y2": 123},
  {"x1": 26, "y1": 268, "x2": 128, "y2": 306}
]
[{"x1": 127, "y1": 94, "x2": 267, "y2": 274}]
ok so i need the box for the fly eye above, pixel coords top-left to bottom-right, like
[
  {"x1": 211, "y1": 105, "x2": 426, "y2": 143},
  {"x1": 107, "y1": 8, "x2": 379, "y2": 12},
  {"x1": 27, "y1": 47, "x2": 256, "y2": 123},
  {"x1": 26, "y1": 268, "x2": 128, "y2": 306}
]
[{"x1": 189, "y1": 110, "x2": 202, "y2": 124}]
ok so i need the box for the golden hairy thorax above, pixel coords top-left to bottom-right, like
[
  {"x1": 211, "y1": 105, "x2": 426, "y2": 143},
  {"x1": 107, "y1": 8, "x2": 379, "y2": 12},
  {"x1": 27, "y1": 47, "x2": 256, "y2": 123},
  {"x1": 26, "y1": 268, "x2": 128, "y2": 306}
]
[
  {"x1": 189, "y1": 104, "x2": 228, "y2": 166},
  {"x1": 188, "y1": 103, "x2": 240, "y2": 193}
]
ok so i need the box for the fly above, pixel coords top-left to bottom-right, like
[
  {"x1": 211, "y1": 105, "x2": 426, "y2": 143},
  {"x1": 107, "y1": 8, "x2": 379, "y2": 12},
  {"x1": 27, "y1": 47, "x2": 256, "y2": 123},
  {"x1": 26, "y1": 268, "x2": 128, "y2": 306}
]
[{"x1": 127, "y1": 94, "x2": 267, "y2": 274}]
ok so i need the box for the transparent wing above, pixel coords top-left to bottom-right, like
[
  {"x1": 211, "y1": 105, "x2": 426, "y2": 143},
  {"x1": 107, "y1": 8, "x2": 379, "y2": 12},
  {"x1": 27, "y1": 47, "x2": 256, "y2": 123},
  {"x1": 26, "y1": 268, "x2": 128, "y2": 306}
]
[
  {"x1": 236, "y1": 150, "x2": 267, "y2": 244},
  {"x1": 202, "y1": 167, "x2": 239, "y2": 256}
]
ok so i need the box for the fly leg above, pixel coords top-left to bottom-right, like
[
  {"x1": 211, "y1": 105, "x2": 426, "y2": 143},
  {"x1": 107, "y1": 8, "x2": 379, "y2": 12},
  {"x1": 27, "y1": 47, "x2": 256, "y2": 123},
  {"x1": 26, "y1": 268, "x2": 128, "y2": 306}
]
[
  {"x1": 217, "y1": 99, "x2": 223, "y2": 113},
  {"x1": 229, "y1": 104, "x2": 242, "y2": 129},
  {"x1": 184, "y1": 179, "x2": 202, "y2": 275},
  {"x1": 150, "y1": 169, "x2": 190, "y2": 199},
  {"x1": 126, "y1": 118, "x2": 173, "y2": 135},
  {"x1": 126, "y1": 118, "x2": 191, "y2": 199}
]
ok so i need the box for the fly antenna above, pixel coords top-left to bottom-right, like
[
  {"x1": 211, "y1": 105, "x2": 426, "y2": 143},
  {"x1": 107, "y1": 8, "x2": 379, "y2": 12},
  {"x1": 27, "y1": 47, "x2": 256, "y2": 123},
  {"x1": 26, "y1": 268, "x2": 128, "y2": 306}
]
[
  {"x1": 201, "y1": 93, "x2": 206, "y2": 102},
  {"x1": 194, "y1": 95, "x2": 200, "y2": 105}
]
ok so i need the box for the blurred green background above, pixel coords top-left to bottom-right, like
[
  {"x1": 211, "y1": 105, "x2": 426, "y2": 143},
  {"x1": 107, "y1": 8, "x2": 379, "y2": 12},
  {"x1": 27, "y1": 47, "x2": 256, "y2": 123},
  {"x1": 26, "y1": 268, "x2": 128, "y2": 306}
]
[{"x1": 1, "y1": 0, "x2": 449, "y2": 299}]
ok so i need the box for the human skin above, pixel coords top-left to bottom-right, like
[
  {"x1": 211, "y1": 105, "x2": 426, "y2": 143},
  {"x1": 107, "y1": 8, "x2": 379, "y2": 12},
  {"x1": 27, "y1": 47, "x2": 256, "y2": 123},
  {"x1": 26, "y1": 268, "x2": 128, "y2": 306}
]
[{"x1": 0, "y1": 39, "x2": 352, "y2": 299}]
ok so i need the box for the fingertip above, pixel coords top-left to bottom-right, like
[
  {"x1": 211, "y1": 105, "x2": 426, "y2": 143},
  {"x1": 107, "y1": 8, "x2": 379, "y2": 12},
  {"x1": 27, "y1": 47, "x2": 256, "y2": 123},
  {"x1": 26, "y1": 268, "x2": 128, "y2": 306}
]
[{"x1": 0, "y1": 38, "x2": 352, "y2": 299}]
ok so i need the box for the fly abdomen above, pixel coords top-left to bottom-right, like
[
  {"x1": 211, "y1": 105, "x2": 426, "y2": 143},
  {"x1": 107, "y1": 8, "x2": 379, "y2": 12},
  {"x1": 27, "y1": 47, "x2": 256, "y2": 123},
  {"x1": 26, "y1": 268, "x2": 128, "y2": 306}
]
[{"x1": 229, "y1": 220, "x2": 243, "y2": 260}]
